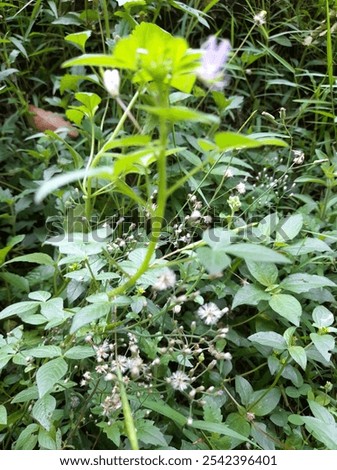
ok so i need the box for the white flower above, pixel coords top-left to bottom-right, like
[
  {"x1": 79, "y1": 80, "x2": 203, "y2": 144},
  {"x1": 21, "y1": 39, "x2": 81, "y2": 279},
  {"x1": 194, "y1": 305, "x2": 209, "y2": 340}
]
[
  {"x1": 223, "y1": 352, "x2": 232, "y2": 361},
  {"x1": 224, "y1": 168, "x2": 233, "y2": 178},
  {"x1": 103, "y1": 69, "x2": 120, "y2": 97},
  {"x1": 254, "y1": 10, "x2": 267, "y2": 26},
  {"x1": 197, "y1": 36, "x2": 231, "y2": 90},
  {"x1": 292, "y1": 149, "x2": 305, "y2": 165},
  {"x1": 153, "y1": 268, "x2": 176, "y2": 291},
  {"x1": 236, "y1": 182, "x2": 246, "y2": 194},
  {"x1": 94, "y1": 341, "x2": 110, "y2": 362},
  {"x1": 168, "y1": 371, "x2": 190, "y2": 391},
  {"x1": 110, "y1": 355, "x2": 129, "y2": 373},
  {"x1": 197, "y1": 302, "x2": 225, "y2": 325},
  {"x1": 190, "y1": 209, "x2": 201, "y2": 220}
]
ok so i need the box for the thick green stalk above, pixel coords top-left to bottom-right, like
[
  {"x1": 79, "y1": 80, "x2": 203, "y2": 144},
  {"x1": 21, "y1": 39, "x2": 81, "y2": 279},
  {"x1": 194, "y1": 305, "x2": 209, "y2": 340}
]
[{"x1": 116, "y1": 368, "x2": 139, "y2": 450}]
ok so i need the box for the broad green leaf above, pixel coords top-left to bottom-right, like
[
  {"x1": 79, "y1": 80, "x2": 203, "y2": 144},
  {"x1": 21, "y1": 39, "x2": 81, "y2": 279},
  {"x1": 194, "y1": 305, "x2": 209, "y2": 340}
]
[
  {"x1": 308, "y1": 400, "x2": 335, "y2": 425},
  {"x1": 196, "y1": 247, "x2": 231, "y2": 275},
  {"x1": 65, "y1": 31, "x2": 91, "y2": 51},
  {"x1": 215, "y1": 132, "x2": 287, "y2": 150},
  {"x1": 191, "y1": 420, "x2": 255, "y2": 445},
  {"x1": 280, "y1": 274, "x2": 336, "y2": 294},
  {"x1": 203, "y1": 395, "x2": 223, "y2": 423},
  {"x1": 11, "y1": 387, "x2": 39, "y2": 404},
  {"x1": 224, "y1": 413, "x2": 251, "y2": 449},
  {"x1": 312, "y1": 306, "x2": 334, "y2": 328},
  {"x1": 224, "y1": 244, "x2": 290, "y2": 264},
  {"x1": 301, "y1": 417, "x2": 337, "y2": 450},
  {"x1": 15, "y1": 424, "x2": 39, "y2": 450},
  {"x1": 0, "y1": 272, "x2": 29, "y2": 292},
  {"x1": 4, "y1": 253, "x2": 54, "y2": 266},
  {"x1": 248, "y1": 331, "x2": 287, "y2": 350},
  {"x1": 139, "y1": 397, "x2": 187, "y2": 427},
  {"x1": 235, "y1": 376, "x2": 253, "y2": 406},
  {"x1": 139, "y1": 105, "x2": 219, "y2": 125},
  {"x1": 36, "y1": 358, "x2": 68, "y2": 398},
  {"x1": 249, "y1": 388, "x2": 281, "y2": 416},
  {"x1": 269, "y1": 294, "x2": 302, "y2": 326},
  {"x1": 250, "y1": 422, "x2": 275, "y2": 450},
  {"x1": 35, "y1": 166, "x2": 113, "y2": 203},
  {"x1": 32, "y1": 394, "x2": 56, "y2": 431},
  {"x1": 257, "y1": 213, "x2": 279, "y2": 239},
  {"x1": 103, "y1": 135, "x2": 151, "y2": 152},
  {"x1": 0, "y1": 301, "x2": 39, "y2": 321},
  {"x1": 28, "y1": 291, "x2": 52, "y2": 302},
  {"x1": 64, "y1": 345, "x2": 95, "y2": 359},
  {"x1": 75, "y1": 92, "x2": 101, "y2": 115},
  {"x1": 288, "y1": 346, "x2": 307, "y2": 370},
  {"x1": 0, "y1": 405, "x2": 7, "y2": 425},
  {"x1": 70, "y1": 302, "x2": 111, "y2": 333},
  {"x1": 136, "y1": 419, "x2": 167, "y2": 447},
  {"x1": 275, "y1": 214, "x2": 303, "y2": 242},
  {"x1": 283, "y1": 238, "x2": 332, "y2": 256},
  {"x1": 310, "y1": 333, "x2": 334, "y2": 362},
  {"x1": 99, "y1": 422, "x2": 121, "y2": 447},
  {"x1": 202, "y1": 228, "x2": 233, "y2": 249},
  {"x1": 63, "y1": 54, "x2": 117, "y2": 69},
  {"x1": 232, "y1": 284, "x2": 271, "y2": 309},
  {"x1": 246, "y1": 261, "x2": 278, "y2": 287},
  {"x1": 22, "y1": 346, "x2": 62, "y2": 358},
  {"x1": 38, "y1": 427, "x2": 57, "y2": 450}
]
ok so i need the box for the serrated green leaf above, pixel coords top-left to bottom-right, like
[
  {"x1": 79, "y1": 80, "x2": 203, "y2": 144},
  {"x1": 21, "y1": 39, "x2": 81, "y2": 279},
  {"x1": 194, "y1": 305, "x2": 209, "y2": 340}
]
[
  {"x1": 32, "y1": 395, "x2": 56, "y2": 431},
  {"x1": 310, "y1": 333, "x2": 334, "y2": 362},
  {"x1": 248, "y1": 331, "x2": 287, "y2": 350},
  {"x1": 224, "y1": 243, "x2": 290, "y2": 264},
  {"x1": 36, "y1": 358, "x2": 68, "y2": 398},
  {"x1": 246, "y1": 261, "x2": 278, "y2": 287},
  {"x1": 269, "y1": 294, "x2": 302, "y2": 326},
  {"x1": 288, "y1": 346, "x2": 307, "y2": 370},
  {"x1": 136, "y1": 419, "x2": 167, "y2": 447},
  {"x1": 70, "y1": 302, "x2": 111, "y2": 333}
]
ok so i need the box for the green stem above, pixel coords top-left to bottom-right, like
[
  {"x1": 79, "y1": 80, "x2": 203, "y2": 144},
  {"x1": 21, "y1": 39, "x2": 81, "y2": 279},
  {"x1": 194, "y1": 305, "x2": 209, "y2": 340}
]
[
  {"x1": 116, "y1": 367, "x2": 139, "y2": 450},
  {"x1": 108, "y1": 88, "x2": 168, "y2": 298}
]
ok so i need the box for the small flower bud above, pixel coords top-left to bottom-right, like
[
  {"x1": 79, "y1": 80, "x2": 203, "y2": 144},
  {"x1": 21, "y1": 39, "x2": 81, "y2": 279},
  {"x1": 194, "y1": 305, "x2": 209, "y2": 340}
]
[{"x1": 103, "y1": 69, "x2": 120, "y2": 97}]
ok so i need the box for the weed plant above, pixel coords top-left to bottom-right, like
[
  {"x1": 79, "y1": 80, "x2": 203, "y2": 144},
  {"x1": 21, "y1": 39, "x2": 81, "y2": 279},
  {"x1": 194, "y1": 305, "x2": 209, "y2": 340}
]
[{"x1": 0, "y1": 0, "x2": 337, "y2": 450}]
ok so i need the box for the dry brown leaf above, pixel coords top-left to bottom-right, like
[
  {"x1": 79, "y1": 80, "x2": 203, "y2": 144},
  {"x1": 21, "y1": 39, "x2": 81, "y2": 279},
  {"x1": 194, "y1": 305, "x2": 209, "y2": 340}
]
[{"x1": 28, "y1": 105, "x2": 79, "y2": 139}]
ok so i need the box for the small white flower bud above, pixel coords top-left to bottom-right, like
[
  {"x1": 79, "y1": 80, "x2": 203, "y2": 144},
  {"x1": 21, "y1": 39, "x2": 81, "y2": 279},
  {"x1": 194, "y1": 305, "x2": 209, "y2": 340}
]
[{"x1": 103, "y1": 69, "x2": 120, "y2": 97}]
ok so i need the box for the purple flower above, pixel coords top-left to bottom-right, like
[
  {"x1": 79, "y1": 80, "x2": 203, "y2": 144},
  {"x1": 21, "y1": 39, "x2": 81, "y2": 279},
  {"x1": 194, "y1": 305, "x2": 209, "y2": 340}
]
[{"x1": 197, "y1": 36, "x2": 231, "y2": 90}]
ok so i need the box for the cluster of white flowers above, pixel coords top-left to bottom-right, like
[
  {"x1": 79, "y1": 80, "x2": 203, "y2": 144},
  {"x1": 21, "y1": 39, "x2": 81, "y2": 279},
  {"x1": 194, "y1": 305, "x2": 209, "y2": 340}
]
[{"x1": 292, "y1": 149, "x2": 305, "y2": 165}]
